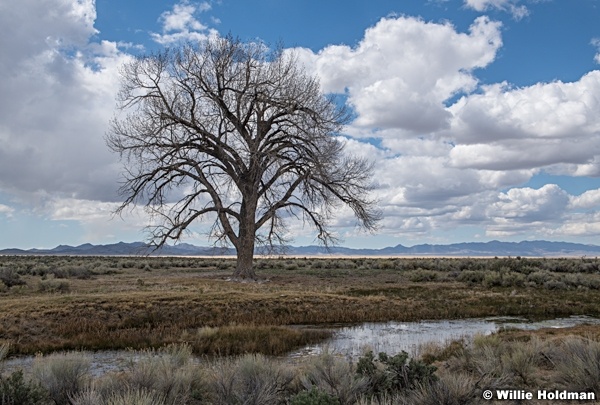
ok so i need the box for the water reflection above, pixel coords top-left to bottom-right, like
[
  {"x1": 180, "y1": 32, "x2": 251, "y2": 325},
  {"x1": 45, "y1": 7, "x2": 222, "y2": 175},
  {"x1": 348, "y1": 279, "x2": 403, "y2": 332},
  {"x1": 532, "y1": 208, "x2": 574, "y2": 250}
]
[
  {"x1": 289, "y1": 315, "x2": 600, "y2": 360},
  {"x1": 3, "y1": 316, "x2": 599, "y2": 374}
]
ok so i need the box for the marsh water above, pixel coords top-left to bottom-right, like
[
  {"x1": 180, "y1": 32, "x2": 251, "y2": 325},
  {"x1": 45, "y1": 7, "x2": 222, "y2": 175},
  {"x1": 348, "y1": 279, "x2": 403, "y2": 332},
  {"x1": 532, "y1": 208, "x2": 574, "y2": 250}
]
[
  {"x1": 3, "y1": 316, "x2": 600, "y2": 376},
  {"x1": 288, "y1": 315, "x2": 600, "y2": 360}
]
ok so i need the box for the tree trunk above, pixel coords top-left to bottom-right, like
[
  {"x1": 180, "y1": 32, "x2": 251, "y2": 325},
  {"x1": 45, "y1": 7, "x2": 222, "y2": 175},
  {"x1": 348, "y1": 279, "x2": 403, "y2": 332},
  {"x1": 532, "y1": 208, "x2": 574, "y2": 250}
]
[
  {"x1": 233, "y1": 237, "x2": 256, "y2": 280},
  {"x1": 233, "y1": 195, "x2": 257, "y2": 280}
]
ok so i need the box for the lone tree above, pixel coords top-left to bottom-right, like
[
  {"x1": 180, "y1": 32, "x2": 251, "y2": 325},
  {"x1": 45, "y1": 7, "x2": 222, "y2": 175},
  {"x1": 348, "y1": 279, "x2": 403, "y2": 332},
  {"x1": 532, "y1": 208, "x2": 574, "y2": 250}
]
[{"x1": 107, "y1": 37, "x2": 380, "y2": 279}]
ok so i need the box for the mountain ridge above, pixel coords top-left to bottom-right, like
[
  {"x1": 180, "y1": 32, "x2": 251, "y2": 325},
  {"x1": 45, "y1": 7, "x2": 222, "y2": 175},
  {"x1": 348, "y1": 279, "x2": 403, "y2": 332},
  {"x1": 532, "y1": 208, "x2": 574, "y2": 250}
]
[{"x1": 1, "y1": 240, "x2": 600, "y2": 257}]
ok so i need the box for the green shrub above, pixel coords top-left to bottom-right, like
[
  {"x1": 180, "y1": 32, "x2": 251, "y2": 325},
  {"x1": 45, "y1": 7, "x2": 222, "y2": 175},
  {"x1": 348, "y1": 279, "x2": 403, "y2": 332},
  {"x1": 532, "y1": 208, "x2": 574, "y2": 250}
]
[
  {"x1": 378, "y1": 260, "x2": 396, "y2": 270},
  {"x1": 356, "y1": 351, "x2": 437, "y2": 399},
  {"x1": 408, "y1": 270, "x2": 438, "y2": 283},
  {"x1": 456, "y1": 270, "x2": 485, "y2": 285},
  {"x1": 290, "y1": 387, "x2": 340, "y2": 405},
  {"x1": 482, "y1": 272, "x2": 502, "y2": 288},
  {"x1": 0, "y1": 269, "x2": 25, "y2": 288},
  {"x1": 526, "y1": 271, "x2": 551, "y2": 286},
  {"x1": 0, "y1": 370, "x2": 49, "y2": 405},
  {"x1": 37, "y1": 279, "x2": 70, "y2": 294}
]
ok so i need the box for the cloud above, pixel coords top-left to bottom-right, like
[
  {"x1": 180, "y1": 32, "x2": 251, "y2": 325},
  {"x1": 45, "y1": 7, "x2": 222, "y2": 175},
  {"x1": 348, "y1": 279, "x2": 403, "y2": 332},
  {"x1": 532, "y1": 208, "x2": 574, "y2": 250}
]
[
  {"x1": 488, "y1": 184, "x2": 570, "y2": 222},
  {"x1": 40, "y1": 196, "x2": 155, "y2": 244},
  {"x1": 47, "y1": 197, "x2": 120, "y2": 223},
  {"x1": 569, "y1": 189, "x2": 600, "y2": 210},
  {"x1": 1, "y1": 1, "x2": 599, "y2": 246},
  {"x1": 553, "y1": 212, "x2": 600, "y2": 237},
  {"x1": 472, "y1": 184, "x2": 579, "y2": 239},
  {"x1": 592, "y1": 38, "x2": 600, "y2": 64},
  {"x1": 293, "y1": 14, "x2": 600, "y2": 241},
  {"x1": 293, "y1": 15, "x2": 600, "y2": 243},
  {"x1": 447, "y1": 72, "x2": 600, "y2": 174},
  {"x1": 292, "y1": 15, "x2": 502, "y2": 135},
  {"x1": 151, "y1": 1, "x2": 217, "y2": 44},
  {"x1": 0, "y1": 204, "x2": 14, "y2": 218},
  {"x1": 0, "y1": 0, "x2": 131, "y2": 203},
  {"x1": 464, "y1": 0, "x2": 530, "y2": 20}
]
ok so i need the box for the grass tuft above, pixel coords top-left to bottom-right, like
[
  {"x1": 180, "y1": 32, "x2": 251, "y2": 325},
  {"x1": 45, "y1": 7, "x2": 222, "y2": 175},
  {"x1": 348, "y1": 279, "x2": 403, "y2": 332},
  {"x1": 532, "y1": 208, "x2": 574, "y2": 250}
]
[{"x1": 32, "y1": 351, "x2": 90, "y2": 405}]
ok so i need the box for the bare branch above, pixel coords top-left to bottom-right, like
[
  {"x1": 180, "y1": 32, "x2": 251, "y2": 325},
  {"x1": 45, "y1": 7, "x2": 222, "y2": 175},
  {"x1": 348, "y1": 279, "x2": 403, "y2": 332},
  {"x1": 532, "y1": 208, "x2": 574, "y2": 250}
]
[{"x1": 106, "y1": 36, "x2": 380, "y2": 278}]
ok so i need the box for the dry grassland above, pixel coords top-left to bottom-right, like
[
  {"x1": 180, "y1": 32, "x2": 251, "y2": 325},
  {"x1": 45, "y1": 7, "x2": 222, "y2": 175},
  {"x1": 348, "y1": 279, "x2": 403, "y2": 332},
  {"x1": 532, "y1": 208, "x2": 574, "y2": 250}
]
[{"x1": 1, "y1": 256, "x2": 600, "y2": 356}]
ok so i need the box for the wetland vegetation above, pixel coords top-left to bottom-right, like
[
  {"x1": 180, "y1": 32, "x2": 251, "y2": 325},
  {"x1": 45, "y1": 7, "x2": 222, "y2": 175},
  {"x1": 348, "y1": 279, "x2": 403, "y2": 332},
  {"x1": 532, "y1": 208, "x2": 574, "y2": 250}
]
[{"x1": 1, "y1": 255, "x2": 600, "y2": 403}]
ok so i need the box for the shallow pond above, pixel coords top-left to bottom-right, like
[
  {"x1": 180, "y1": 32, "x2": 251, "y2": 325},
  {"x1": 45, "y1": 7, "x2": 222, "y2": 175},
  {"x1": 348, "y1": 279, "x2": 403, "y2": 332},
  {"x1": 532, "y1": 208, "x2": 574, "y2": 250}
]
[
  {"x1": 3, "y1": 315, "x2": 599, "y2": 375},
  {"x1": 288, "y1": 315, "x2": 600, "y2": 360}
]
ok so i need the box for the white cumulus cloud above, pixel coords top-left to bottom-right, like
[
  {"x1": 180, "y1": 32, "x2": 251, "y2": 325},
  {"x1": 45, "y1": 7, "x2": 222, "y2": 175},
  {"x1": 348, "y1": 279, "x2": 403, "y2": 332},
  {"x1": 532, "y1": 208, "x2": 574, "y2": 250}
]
[
  {"x1": 464, "y1": 0, "x2": 530, "y2": 20},
  {"x1": 151, "y1": 1, "x2": 217, "y2": 44},
  {"x1": 569, "y1": 189, "x2": 600, "y2": 210},
  {"x1": 292, "y1": 15, "x2": 502, "y2": 135},
  {"x1": 447, "y1": 72, "x2": 600, "y2": 174},
  {"x1": 0, "y1": 0, "x2": 131, "y2": 204}
]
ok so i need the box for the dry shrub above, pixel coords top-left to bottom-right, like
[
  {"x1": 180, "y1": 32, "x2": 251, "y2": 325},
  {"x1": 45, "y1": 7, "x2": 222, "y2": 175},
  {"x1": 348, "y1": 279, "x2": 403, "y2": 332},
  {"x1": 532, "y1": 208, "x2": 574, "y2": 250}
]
[
  {"x1": 500, "y1": 337, "x2": 544, "y2": 386},
  {"x1": 548, "y1": 336, "x2": 600, "y2": 392},
  {"x1": 0, "y1": 342, "x2": 8, "y2": 363},
  {"x1": 207, "y1": 353, "x2": 294, "y2": 405},
  {"x1": 300, "y1": 352, "x2": 369, "y2": 405},
  {"x1": 71, "y1": 387, "x2": 166, "y2": 405},
  {"x1": 0, "y1": 341, "x2": 9, "y2": 377},
  {"x1": 112, "y1": 344, "x2": 202, "y2": 404},
  {"x1": 32, "y1": 351, "x2": 90, "y2": 405},
  {"x1": 402, "y1": 372, "x2": 479, "y2": 405},
  {"x1": 443, "y1": 334, "x2": 512, "y2": 390},
  {"x1": 38, "y1": 279, "x2": 70, "y2": 293}
]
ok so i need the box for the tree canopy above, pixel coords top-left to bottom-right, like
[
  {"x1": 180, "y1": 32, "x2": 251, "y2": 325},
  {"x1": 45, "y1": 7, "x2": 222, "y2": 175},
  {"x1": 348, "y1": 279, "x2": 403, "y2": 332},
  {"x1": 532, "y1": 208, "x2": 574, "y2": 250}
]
[{"x1": 107, "y1": 36, "x2": 380, "y2": 279}]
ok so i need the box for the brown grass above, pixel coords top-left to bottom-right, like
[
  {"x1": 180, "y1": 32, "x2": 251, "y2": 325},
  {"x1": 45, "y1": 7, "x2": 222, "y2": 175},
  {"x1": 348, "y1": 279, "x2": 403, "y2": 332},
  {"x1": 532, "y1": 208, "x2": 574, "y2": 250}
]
[{"x1": 1, "y1": 256, "x2": 600, "y2": 356}]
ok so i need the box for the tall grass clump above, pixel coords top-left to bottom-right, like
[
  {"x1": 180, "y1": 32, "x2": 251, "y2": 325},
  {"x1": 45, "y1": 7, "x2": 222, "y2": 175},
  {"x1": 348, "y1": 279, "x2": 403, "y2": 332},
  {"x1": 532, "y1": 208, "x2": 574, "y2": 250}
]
[
  {"x1": 207, "y1": 353, "x2": 294, "y2": 405},
  {"x1": 189, "y1": 325, "x2": 331, "y2": 356},
  {"x1": 32, "y1": 352, "x2": 90, "y2": 405},
  {"x1": 300, "y1": 351, "x2": 369, "y2": 405},
  {"x1": 549, "y1": 336, "x2": 600, "y2": 392},
  {"x1": 70, "y1": 387, "x2": 166, "y2": 405},
  {"x1": 442, "y1": 334, "x2": 512, "y2": 391},
  {"x1": 499, "y1": 337, "x2": 544, "y2": 386},
  {"x1": 0, "y1": 342, "x2": 8, "y2": 365},
  {"x1": 98, "y1": 343, "x2": 204, "y2": 404},
  {"x1": 398, "y1": 373, "x2": 479, "y2": 405}
]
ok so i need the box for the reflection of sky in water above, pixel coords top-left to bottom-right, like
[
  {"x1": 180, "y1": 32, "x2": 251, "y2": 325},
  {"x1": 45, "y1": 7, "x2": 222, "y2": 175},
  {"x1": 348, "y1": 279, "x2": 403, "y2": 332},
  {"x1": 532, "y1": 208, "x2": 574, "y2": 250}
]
[
  {"x1": 5, "y1": 316, "x2": 600, "y2": 374},
  {"x1": 290, "y1": 316, "x2": 600, "y2": 360}
]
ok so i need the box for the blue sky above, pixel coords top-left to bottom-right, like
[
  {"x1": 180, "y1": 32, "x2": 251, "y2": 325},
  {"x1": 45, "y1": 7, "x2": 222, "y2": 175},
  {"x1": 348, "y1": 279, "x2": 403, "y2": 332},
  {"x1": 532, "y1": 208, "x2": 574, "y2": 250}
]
[{"x1": 1, "y1": 0, "x2": 600, "y2": 249}]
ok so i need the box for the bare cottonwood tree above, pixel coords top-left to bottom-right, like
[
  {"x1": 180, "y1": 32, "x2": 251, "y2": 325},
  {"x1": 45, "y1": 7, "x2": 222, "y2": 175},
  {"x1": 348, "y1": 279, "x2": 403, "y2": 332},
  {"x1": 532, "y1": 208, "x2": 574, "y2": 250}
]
[{"x1": 107, "y1": 36, "x2": 380, "y2": 279}]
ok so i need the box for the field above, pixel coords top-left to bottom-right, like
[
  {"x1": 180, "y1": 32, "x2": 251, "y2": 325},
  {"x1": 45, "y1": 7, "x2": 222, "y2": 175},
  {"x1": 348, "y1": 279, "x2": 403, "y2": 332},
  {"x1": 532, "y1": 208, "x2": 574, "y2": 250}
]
[
  {"x1": 3, "y1": 255, "x2": 600, "y2": 404},
  {"x1": 2, "y1": 255, "x2": 600, "y2": 356}
]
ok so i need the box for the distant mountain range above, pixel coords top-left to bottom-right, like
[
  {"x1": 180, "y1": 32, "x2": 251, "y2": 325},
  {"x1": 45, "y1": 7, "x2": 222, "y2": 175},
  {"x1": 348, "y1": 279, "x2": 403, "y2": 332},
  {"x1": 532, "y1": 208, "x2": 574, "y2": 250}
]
[{"x1": 2, "y1": 240, "x2": 600, "y2": 257}]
